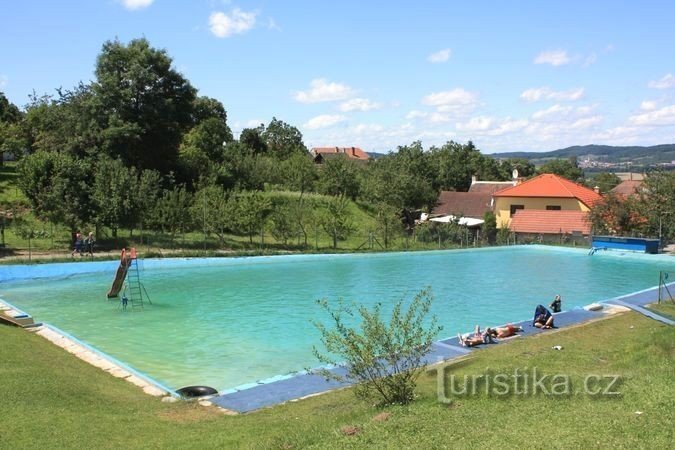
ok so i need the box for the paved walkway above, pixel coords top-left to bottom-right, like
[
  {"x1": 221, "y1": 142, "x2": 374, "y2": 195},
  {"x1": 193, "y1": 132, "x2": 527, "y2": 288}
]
[{"x1": 212, "y1": 283, "x2": 675, "y2": 413}]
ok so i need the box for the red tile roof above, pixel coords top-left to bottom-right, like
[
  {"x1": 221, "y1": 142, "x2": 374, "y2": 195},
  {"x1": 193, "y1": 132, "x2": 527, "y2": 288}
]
[
  {"x1": 493, "y1": 173, "x2": 602, "y2": 208},
  {"x1": 509, "y1": 210, "x2": 591, "y2": 235},
  {"x1": 610, "y1": 180, "x2": 643, "y2": 198},
  {"x1": 311, "y1": 147, "x2": 370, "y2": 160},
  {"x1": 432, "y1": 191, "x2": 493, "y2": 218}
]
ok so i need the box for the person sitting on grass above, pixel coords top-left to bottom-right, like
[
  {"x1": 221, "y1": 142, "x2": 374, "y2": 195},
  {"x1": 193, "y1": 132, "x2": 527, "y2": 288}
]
[
  {"x1": 457, "y1": 326, "x2": 496, "y2": 347},
  {"x1": 493, "y1": 324, "x2": 524, "y2": 338},
  {"x1": 533, "y1": 304, "x2": 555, "y2": 329}
]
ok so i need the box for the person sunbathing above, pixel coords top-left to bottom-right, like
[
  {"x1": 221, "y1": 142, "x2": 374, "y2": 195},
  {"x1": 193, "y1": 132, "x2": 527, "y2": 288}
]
[
  {"x1": 533, "y1": 305, "x2": 555, "y2": 329},
  {"x1": 493, "y1": 324, "x2": 523, "y2": 338},
  {"x1": 457, "y1": 326, "x2": 495, "y2": 347}
]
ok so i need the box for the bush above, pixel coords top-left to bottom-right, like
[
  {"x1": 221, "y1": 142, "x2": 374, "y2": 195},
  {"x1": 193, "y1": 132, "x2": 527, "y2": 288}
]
[{"x1": 312, "y1": 287, "x2": 442, "y2": 405}]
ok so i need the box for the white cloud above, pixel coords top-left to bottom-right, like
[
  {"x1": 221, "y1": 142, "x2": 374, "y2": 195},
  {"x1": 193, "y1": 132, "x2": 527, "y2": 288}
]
[
  {"x1": 422, "y1": 88, "x2": 477, "y2": 107},
  {"x1": 338, "y1": 98, "x2": 382, "y2": 112},
  {"x1": 520, "y1": 87, "x2": 584, "y2": 102},
  {"x1": 456, "y1": 116, "x2": 493, "y2": 132},
  {"x1": 640, "y1": 100, "x2": 658, "y2": 111},
  {"x1": 349, "y1": 123, "x2": 384, "y2": 134},
  {"x1": 428, "y1": 48, "x2": 451, "y2": 63},
  {"x1": 405, "y1": 110, "x2": 428, "y2": 120},
  {"x1": 456, "y1": 116, "x2": 528, "y2": 136},
  {"x1": 294, "y1": 79, "x2": 355, "y2": 104},
  {"x1": 429, "y1": 112, "x2": 453, "y2": 123},
  {"x1": 648, "y1": 73, "x2": 675, "y2": 89},
  {"x1": 569, "y1": 115, "x2": 603, "y2": 129},
  {"x1": 628, "y1": 105, "x2": 675, "y2": 126},
  {"x1": 119, "y1": 0, "x2": 153, "y2": 10},
  {"x1": 534, "y1": 50, "x2": 571, "y2": 66},
  {"x1": 422, "y1": 88, "x2": 479, "y2": 116},
  {"x1": 0, "y1": 75, "x2": 7, "y2": 88},
  {"x1": 303, "y1": 114, "x2": 346, "y2": 130},
  {"x1": 532, "y1": 104, "x2": 574, "y2": 120},
  {"x1": 209, "y1": 9, "x2": 257, "y2": 38}
]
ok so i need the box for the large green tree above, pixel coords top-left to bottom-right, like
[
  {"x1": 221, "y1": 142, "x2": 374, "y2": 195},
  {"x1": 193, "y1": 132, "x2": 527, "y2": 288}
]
[
  {"x1": 94, "y1": 38, "x2": 196, "y2": 173},
  {"x1": 537, "y1": 158, "x2": 584, "y2": 182},
  {"x1": 0, "y1": 92, "x2": 24, "y2": 166},
  {"x1": 262, "y1": 117, "x2": 306, "y2": 159}
]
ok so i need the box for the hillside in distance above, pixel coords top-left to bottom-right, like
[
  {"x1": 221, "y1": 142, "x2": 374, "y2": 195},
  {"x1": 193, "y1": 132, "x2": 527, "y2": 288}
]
[{"x1": 491, "y1": 144, "x2": 675, "y2": 165}]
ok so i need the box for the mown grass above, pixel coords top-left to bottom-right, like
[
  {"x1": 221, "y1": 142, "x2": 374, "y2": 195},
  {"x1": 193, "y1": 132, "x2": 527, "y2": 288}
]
[{"x1": 1, "y1": 310, "x2": 673, "y2": 449}]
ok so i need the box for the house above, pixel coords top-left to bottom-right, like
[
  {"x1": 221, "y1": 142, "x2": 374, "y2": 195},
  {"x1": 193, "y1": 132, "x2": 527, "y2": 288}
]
[
  {"x1": 492, "y1": 173, "x2": 602, "y2": 244},
  {"x1": 310, "y1": 147, "x2": 370, "y2": 164},
  {"x1": 610, "y1": 180, "x2": 643, "y2": 199},
  {"x1": 430, "y1": 176, "x2": 517, "y2": 225},
  {"x1": 492, "y1": 173, "x2": 602, "y2": 228}
]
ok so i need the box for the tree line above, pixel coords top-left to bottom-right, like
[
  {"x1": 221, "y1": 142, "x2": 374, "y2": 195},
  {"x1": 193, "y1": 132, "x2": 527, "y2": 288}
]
[{"x1": 1, "y1": 37, "x2": 672, "y2": 248}]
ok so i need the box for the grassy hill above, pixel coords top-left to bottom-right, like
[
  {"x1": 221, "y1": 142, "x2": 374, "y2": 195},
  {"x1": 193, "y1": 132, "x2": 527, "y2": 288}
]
[{"x1": 491, "y1": 144, "x2": 675, "y2": 165}]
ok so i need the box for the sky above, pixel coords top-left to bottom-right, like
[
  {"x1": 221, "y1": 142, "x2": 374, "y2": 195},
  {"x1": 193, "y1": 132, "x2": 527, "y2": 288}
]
[{"x1": 1, "y1": 0, "x2": 674, "y2": 154}]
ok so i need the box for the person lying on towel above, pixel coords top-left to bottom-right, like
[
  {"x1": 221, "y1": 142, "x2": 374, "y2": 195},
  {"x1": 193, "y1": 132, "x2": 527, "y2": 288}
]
[{"x1": 493, "y1": 324, "x2": 524, "y2": 338}]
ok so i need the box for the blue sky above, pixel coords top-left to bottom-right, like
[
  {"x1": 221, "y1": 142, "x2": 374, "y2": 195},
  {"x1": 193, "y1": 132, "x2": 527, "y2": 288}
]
[{"x1": 1, "y1": 0, "x2": 674, "y2": 153}]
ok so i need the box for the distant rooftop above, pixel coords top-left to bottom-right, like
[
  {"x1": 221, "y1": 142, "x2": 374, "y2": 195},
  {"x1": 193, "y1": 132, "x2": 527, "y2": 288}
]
[
  {"x1": 310, "y1": 147, "x2": 370, "y2": 161},
  {"x1": 509, "y1": 210, "x2": 591, "y2": 235}
]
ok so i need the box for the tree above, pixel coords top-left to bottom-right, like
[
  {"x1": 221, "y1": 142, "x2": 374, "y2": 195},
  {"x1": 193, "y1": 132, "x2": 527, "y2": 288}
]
[
  {"x1": 317, "y1": 156, "x2": 361, "y2": 200},
  {"x1": 537, "y1": 159, "x2": 584, "y2": 182},
  {"x1": 94, "y1": 38, "x2": 197, "y2": 173},
  {"x1": 149, "y1": 186, "x2": 193, "y2": 243},
  {"x1": 91, "y1": 157, "x2": 138, "y2": 238},
  {"x1": 502, "y1": 158, "x2": 536, "y2": 179},
  {"x1": 481, "y1": 211, "x2": 497, "y2": 244},
  {"x1": 270, "y1": 202, "x2": 296, "y2": 245},
  {"x1": 320, "y1": 196, "x2": 353, "y2": 249},
  {"x1": 312, "y1": 288, "x2": 442, "y2": 405},
  {"x1": 17, "y1": 151, "x2": 94, "y2": 229},
  {"x1": 262, "y1": 117, "x2": 307, "y2": 159},
  {"x1": 430, "y1": 140, "x2": 504, "y2": 192},
  {"x1": 587, "y1": 193, "x2": 641, "y2": 236},
  {"x1": 239, "y1": 125, "x2": 267, "y2": 155},
  {"x1": 636, "y1": 170, "x2": 675, "y2": 243},
  {"x1": 281, "y1": 152, "x2": 317, "y2": 197},
  {"x1": 192, "y1": 184, "x2": 236, "y2": 247},
  {"x1": 587, "y1": 172, "x2": 621, "y2": 194},
  {"x1": 234, "y1": 191, "x2": 272, "y2": 244},
  {"x1": 0, "y1": 92, "x2": 25, "y2": 166}
]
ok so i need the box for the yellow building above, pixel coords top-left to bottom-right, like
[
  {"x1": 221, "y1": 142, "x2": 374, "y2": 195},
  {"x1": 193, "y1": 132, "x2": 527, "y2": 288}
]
[{"x1": 493, "y1": 174, "x2": 602, "y2": 228}]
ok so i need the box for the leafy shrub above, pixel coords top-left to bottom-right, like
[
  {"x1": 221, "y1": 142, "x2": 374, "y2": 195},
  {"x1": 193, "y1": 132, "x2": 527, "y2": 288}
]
[{"x1": 312, "y1": 288, "x2": 442, "y2": 405}]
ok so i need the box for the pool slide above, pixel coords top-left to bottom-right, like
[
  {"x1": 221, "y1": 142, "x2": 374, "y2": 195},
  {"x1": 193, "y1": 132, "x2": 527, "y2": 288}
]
[{"x1": 106, "y1": 248, "x2": 135, "y2": 298}]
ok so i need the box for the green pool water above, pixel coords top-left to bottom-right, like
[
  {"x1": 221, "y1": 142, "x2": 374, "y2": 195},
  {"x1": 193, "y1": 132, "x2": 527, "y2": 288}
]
[{"x1": 1, "y1": 246, "x2": 673, "y2": 391}]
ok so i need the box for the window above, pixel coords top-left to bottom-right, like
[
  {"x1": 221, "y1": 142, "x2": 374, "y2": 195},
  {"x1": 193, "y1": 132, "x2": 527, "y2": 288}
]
[
  {"x1": 546, "y1": 205, "x2": 561, "y2": 210},
  {"x1": 509, "y1": 205, "x2": 524, "y2": 217}
]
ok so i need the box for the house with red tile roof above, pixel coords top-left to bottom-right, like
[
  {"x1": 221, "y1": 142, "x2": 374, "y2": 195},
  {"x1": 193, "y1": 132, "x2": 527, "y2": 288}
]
[
  {"x1": 493, "y1": 173, "x2": 602, "y2": 229},
  {"x1": 310, "y1": 147, "x2": 370, "y2": 164},
  {"x1": 610, "y1": 180, "x2": 643, "y2": 199}
]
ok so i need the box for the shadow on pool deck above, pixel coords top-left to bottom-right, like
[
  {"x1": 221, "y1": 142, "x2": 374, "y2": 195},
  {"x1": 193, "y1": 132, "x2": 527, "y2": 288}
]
[{"x1": 211, "y1": 282, "x2": 674, "y2": 414}]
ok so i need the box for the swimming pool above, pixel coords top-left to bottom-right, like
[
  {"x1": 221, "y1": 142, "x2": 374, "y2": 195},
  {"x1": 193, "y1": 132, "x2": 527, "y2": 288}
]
[{"x1": 1, "y1": 246, "x2": 674, "y2": 392}]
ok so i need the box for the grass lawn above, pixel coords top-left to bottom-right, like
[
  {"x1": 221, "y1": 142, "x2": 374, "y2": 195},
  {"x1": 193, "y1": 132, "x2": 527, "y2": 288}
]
[{"x1": 1, "y1": 309, "x2": 673, "y2": 449}]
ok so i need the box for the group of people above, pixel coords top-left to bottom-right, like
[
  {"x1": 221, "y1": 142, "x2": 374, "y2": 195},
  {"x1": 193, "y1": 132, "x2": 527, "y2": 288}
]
[
  {"x1": 71, "y1": 231, "x2": 95, "y2": 257},
  {"x1": 458, "y1": 295, "x2": 563, "y2": 347}
]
